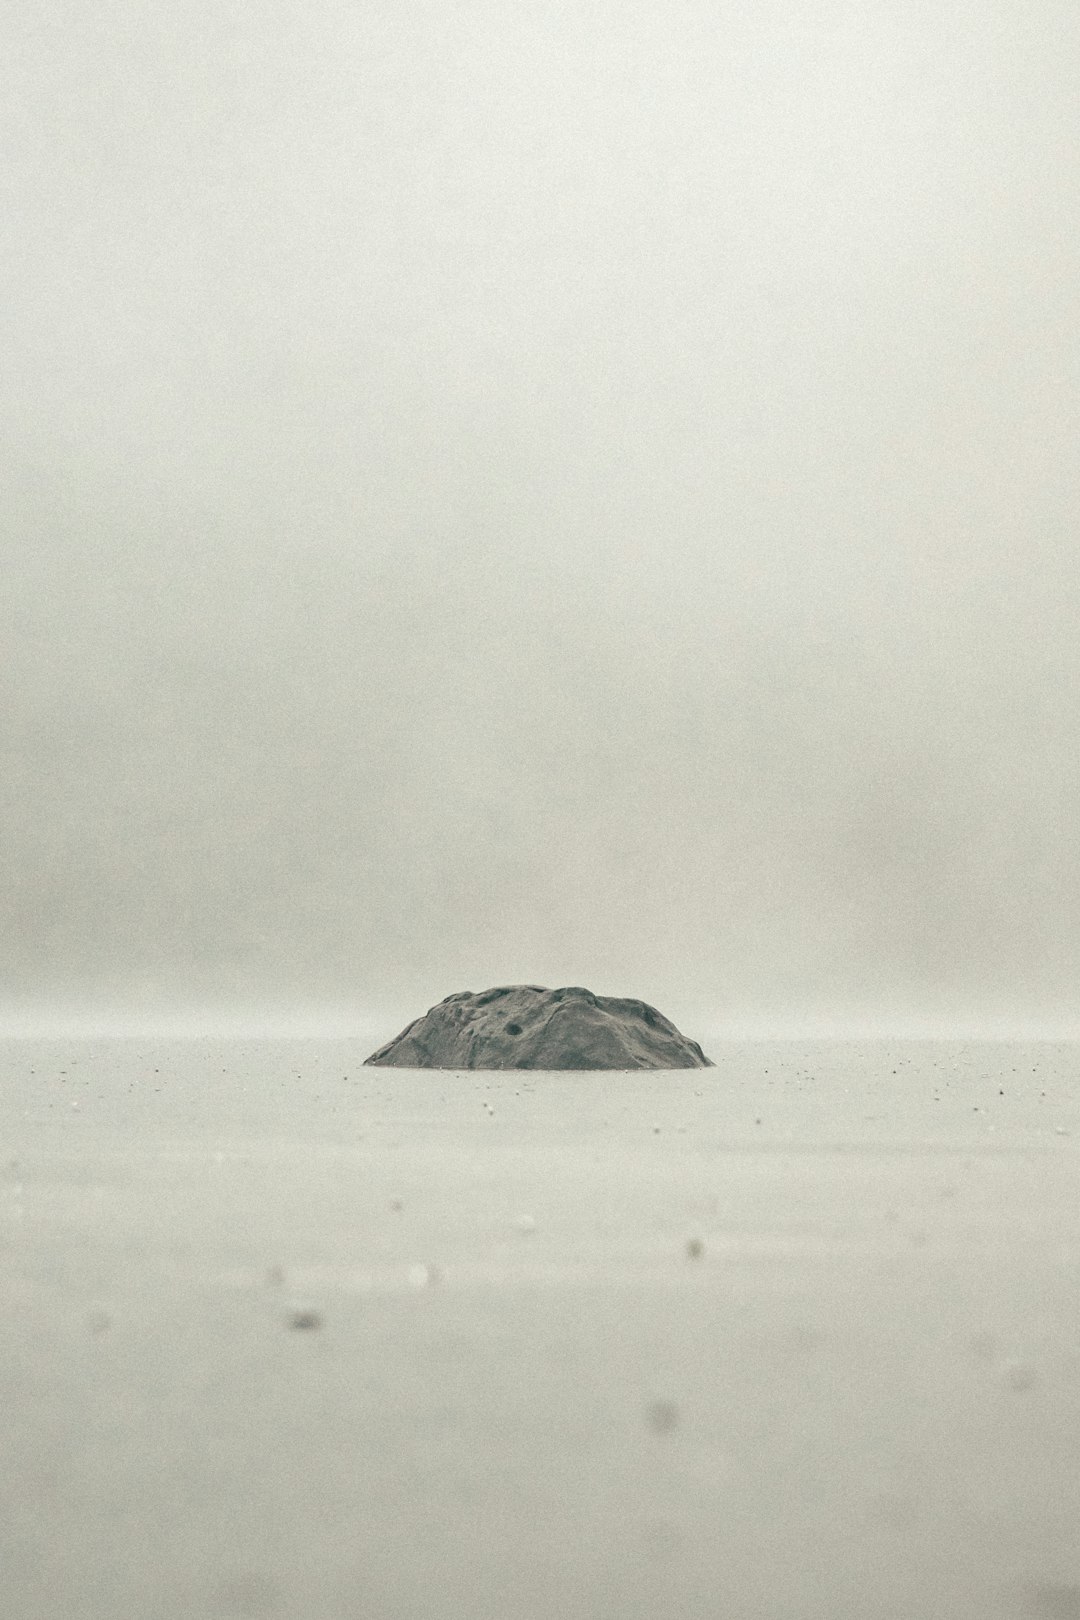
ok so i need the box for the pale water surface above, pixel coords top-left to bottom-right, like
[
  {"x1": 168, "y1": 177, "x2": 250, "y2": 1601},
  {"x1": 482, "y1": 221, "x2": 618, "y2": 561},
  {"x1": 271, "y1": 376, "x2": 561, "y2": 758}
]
[{"x1": 2, "y1": 1039, "x2": 1079, "y2": 1619}]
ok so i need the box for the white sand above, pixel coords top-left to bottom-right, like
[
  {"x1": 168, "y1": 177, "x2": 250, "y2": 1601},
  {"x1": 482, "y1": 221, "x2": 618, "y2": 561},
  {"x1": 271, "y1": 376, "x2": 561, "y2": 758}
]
[{"x1": 2, "y1": 1038, "x2": 1079, "y2": 1619}]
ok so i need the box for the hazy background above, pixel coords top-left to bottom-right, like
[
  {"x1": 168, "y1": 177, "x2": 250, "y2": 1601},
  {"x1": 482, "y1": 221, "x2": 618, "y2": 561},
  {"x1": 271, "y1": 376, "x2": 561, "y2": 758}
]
[{"x1": 3, "y1": 0, "x2": 1078, "y2": 1037}]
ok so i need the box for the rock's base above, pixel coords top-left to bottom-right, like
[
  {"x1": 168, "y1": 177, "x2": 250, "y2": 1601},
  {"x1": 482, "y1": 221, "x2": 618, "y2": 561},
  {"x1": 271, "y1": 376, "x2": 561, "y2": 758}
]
[{"x1": 364, "y1": 985, "x2": 714, "y2": 1070}]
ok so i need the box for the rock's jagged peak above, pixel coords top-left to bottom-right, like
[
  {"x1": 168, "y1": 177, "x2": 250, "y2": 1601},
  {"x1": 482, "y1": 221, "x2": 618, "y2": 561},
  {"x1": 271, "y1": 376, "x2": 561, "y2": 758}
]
[{"x1": 364, "y1": 985, "x2": 714, "y2": 1070}]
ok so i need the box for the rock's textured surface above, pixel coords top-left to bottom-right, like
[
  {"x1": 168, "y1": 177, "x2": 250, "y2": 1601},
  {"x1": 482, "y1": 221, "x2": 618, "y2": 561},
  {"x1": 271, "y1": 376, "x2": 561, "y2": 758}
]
[{"x1": 364, "y1": 985, "x2": 714, "y2": 1070}]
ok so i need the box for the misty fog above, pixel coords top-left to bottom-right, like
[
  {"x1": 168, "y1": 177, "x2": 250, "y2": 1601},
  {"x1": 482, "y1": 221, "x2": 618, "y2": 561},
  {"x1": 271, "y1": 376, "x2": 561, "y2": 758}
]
[{"x1": 4, "y1": 1, "x2": 1078, "y2": 1033}]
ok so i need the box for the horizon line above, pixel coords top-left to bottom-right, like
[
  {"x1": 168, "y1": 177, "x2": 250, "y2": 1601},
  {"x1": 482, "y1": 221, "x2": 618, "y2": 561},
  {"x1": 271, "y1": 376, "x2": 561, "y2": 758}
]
[{"x1": 2, "y1": 1008, "x2": 1080, "y2": 1042}]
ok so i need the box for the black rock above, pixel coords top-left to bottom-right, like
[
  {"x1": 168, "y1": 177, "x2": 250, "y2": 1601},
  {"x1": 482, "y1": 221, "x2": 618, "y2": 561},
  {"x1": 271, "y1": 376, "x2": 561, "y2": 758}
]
[{"x1": 364, "y1": 985, "x2": 714, "y2": 1070}]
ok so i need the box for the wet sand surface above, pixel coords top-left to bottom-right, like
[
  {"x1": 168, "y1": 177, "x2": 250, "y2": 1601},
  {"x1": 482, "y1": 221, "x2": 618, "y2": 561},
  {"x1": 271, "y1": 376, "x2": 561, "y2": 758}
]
[{"x1": 3, "y1": 1038, "x2": 1079, "y2": 1620}]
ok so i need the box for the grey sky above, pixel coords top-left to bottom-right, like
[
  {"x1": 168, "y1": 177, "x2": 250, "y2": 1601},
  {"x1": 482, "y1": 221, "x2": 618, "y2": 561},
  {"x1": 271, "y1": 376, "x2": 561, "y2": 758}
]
[{"x1": 4, "y1": 1, "x2": 1079, "y2": 1032}]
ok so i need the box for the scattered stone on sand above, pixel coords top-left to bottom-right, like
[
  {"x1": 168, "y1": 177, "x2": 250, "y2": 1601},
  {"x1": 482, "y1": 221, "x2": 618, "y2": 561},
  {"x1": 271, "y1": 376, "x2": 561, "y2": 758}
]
[
  {"x1": 364, "y1": 985, "x2": 714, "y2": 1070},
  {"x1": 646, "y1": 1398, "x2": 680, "y2": 1434},
  {"x1": 685, "y1": 1237, "x2": 704, "y2": 1260},
  {"x1": 286, "y1": 1307, "x2": 322, "y2": 1331}
]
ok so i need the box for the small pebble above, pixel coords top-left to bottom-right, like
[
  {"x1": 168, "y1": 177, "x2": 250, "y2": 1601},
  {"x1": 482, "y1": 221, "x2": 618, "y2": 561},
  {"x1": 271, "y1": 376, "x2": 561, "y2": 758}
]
[
  {"x1": 514, "y1": 1215, "x2": 537, "y2": 1234},
  {"x1": 286, "y1": 1308, "x2": 322, "y2": 1331},
  {"x1": 408, "y1": 1263, "x2": 441, "y2": 1289},
  {"x1": 685, "y1": 1238, "x2": 704, "y2": 1260},
  {"x1": 646, "y1": 1398, "x2": 680, "y2": 1434}
]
